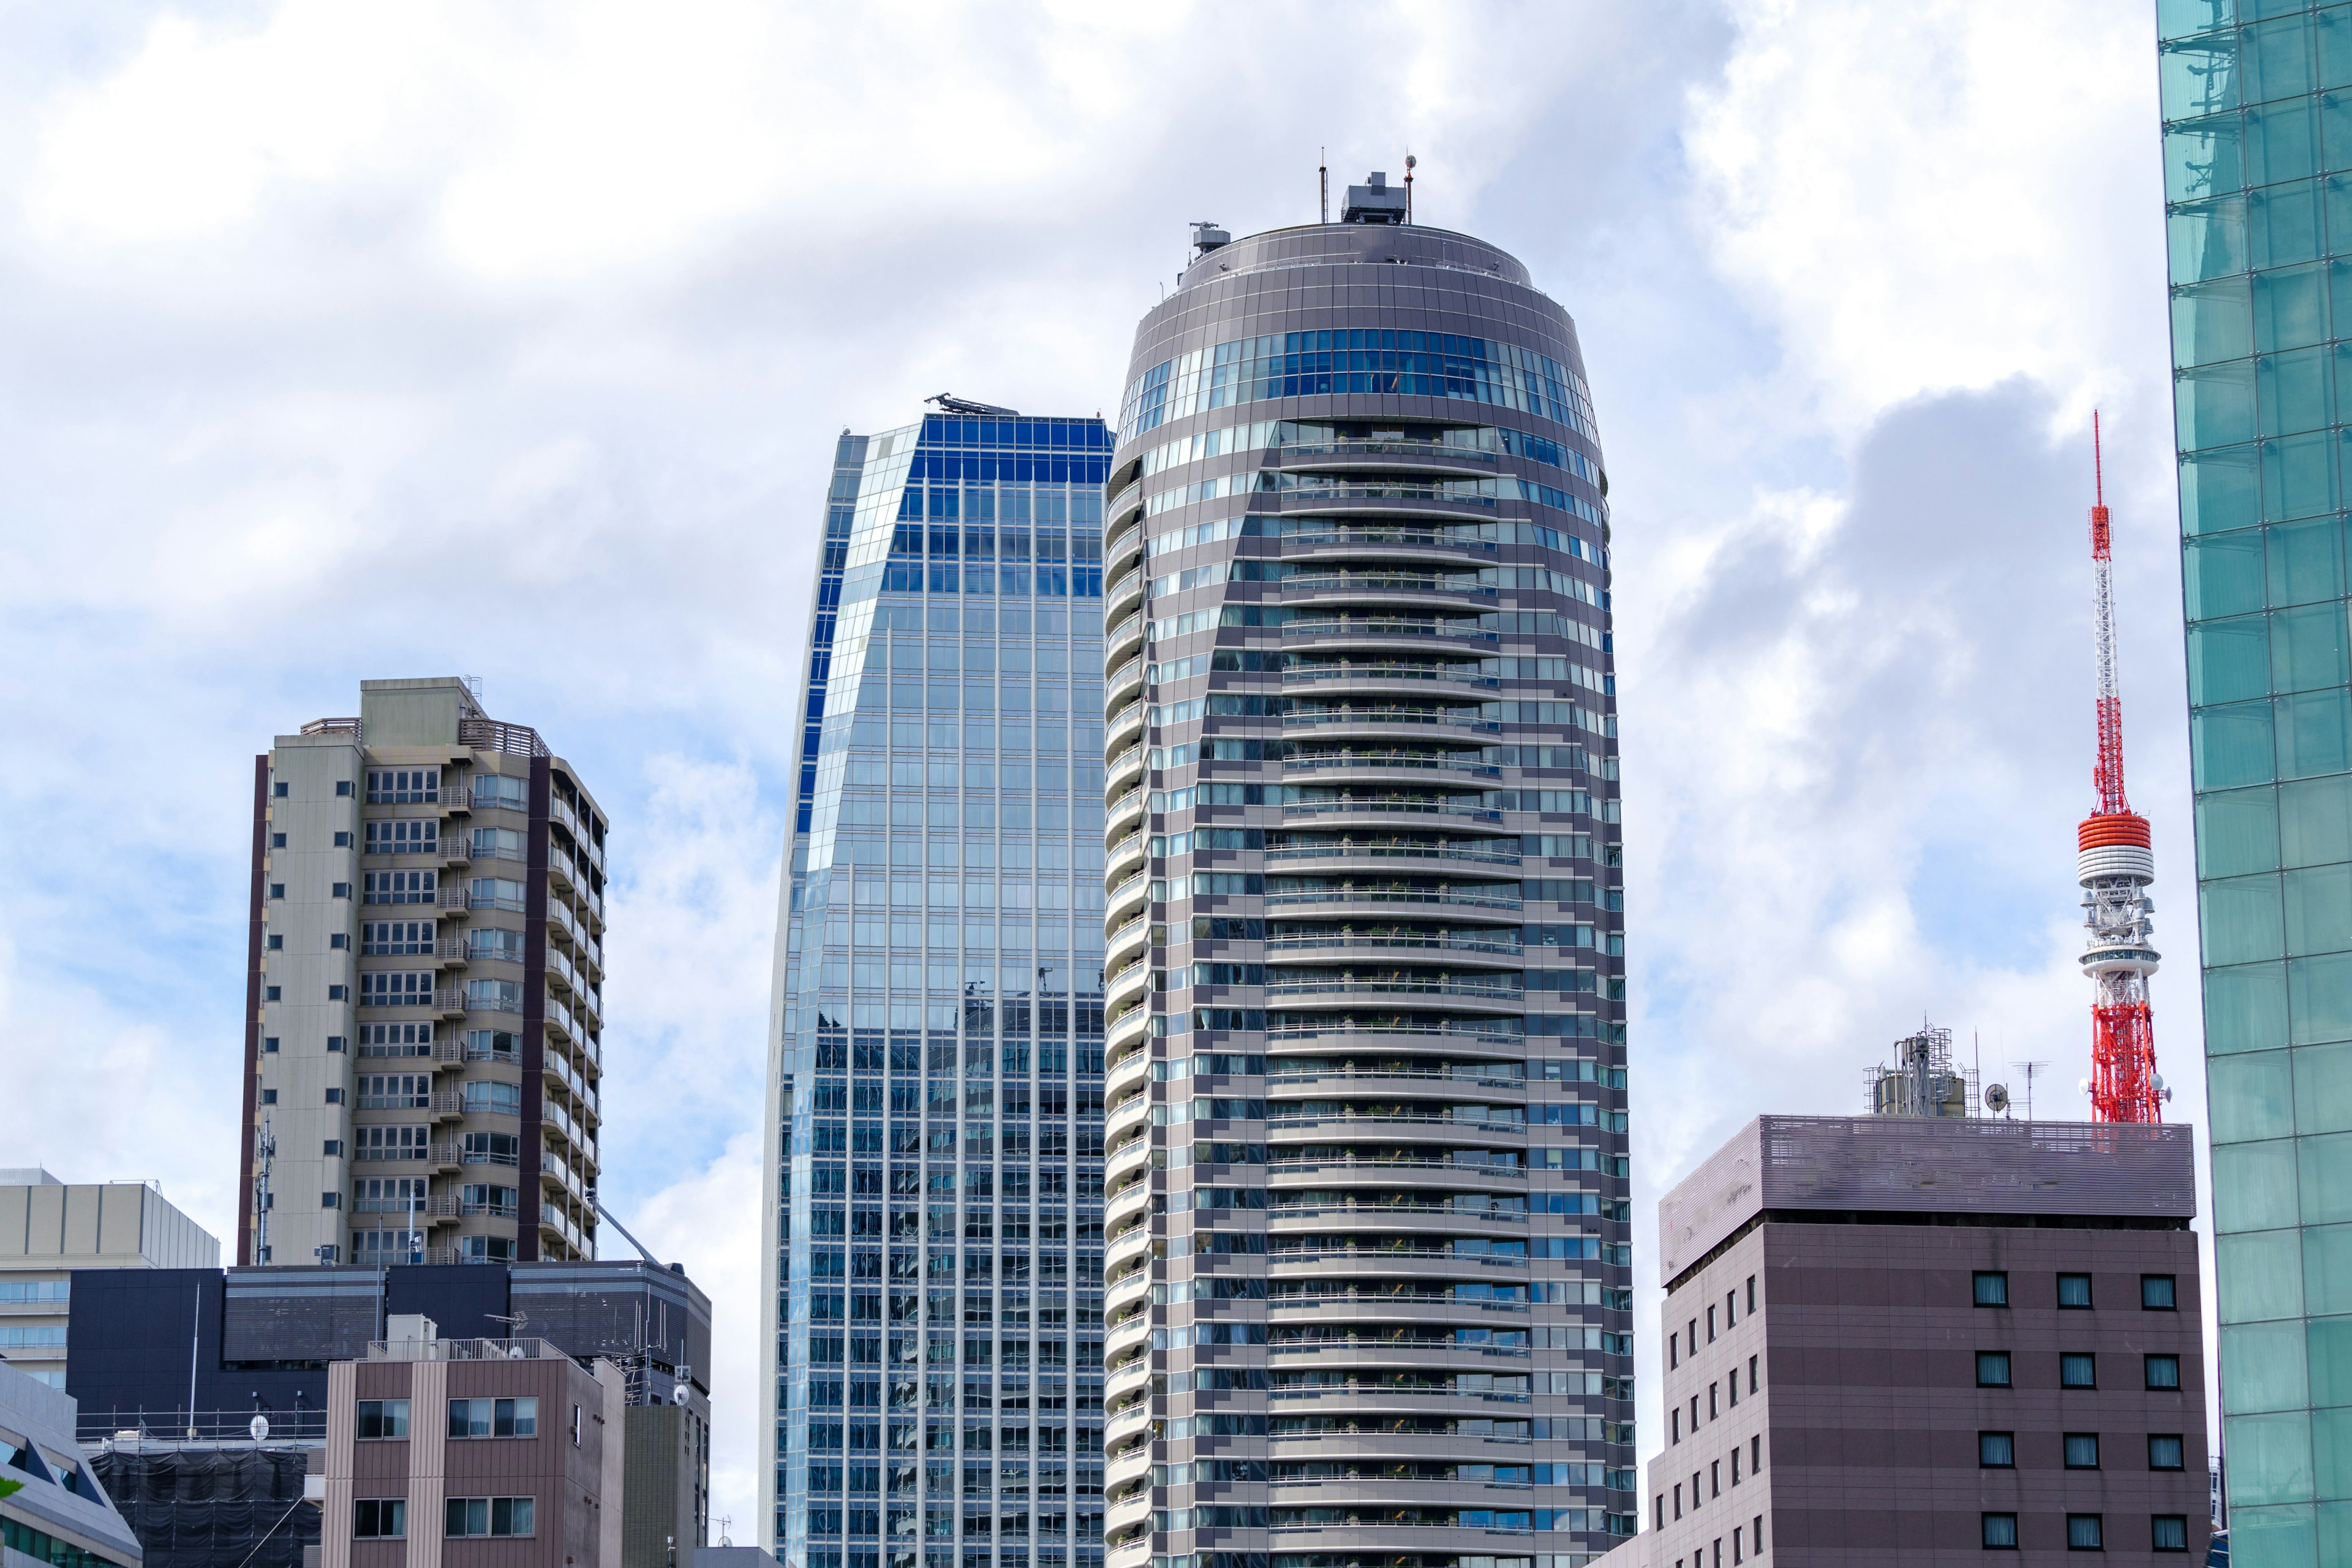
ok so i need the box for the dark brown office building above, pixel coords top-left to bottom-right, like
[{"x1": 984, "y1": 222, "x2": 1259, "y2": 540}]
[
  {"x1": 320, "y1": 1325, "x2": 625, "y2": 1568},
  {"x1": 1599, "y1": 1115, "x2": 2210, "y2": 1568}
]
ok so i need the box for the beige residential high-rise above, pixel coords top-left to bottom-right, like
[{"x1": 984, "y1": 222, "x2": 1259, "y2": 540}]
[
  {"x1": 238, "y1": 678, "x2": 609, "y2": 1268},
  {"x1": 0, "y1": 1169, "x2": 218, "y2": 1389}
]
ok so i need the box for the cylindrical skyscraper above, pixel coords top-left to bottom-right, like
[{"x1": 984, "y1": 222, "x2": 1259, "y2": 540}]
[{"x1": 1099, "y1": 175, "x2": 1634, "y2": 1568}]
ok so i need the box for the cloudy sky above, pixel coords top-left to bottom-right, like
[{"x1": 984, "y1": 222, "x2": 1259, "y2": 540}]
[{"x1": 0, "y1": 0, "x2": 2193, "y2": 1536}]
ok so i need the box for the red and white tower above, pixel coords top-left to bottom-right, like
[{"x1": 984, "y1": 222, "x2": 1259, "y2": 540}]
[{"x1": 2079, "y1": 413, "x2": 2166, "y2": 1123}]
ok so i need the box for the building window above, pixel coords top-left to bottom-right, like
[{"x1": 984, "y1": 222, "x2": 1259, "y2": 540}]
[
  {"x1": 327, "y1": 1036, "x2": 345, "y2": 1052},
  {"x1": 2149, "y1": 1434, "x2": 2185, "y2": 1470},
  {"x1": 2061, "y1": 1354, "x2": 2097, "y2": 1389},
  {"x1": 269, "y1": 884, "x2": 285, "y2": 900},
  {"x1": 354, "y1": 1500, "x2": 406, "y2": 1539},
  {"x1": 2058, "y1": 1273, "x2": 2093, "y2": 1308},
  {"x1": 1746, "y1": 1275, "x2": 1756, "y2": 1313},
  {"x1": 1979, "y1": 1433, "x2": 2015, "y2": 1468},
  {"x1": 2145, "y1": 1355, "x2": 2181, "y2": 1391},
  {"x1": 332, "y1": 882, "x2": 351, "y2": 898},
  {"x1": 1656, "y1": 1498, "x2": 1665, "y2": 1531},
  {"x1": 273, "y1": 782, "x2": 288, "y2": 797},
  {"x1": 1750, "y1": 1434, "x2": 1760, "y2": 1473},
  {"x1": 2065, "y1": 1433, "x2": 2100, "y2": 1469},
  {"x1": 1707, "y1": 1306, "x2": 1717, "y2": 1342},
  {"x1": 448, "y1": 1398, "x2": 538, "y2": 1438},
  {"x1": 1748, "y1": 1352, "x2": 1758, "y2": 1392},
  {"x1": 263, "y1": 1037, "x2": 279, "y2": 1054},
  {"x1": 267, "y1": 934, "x2": 284, "y2": 950},
  {"x1": 2143, "y1": 1275, "x2": 2178, "y2": 1311},
  {"x1": 356, "y1": 1400, "x2": 409, "y2": 1439},
  {"x1": 2067, "y1": 1515, "x2": 2103, "y2": 1551},
  {"x1": 460, "y1": 1080, "x2": 522, "y2": 1117},
  {"x1": 326, "y1": 986, "x2": 346, "y2": 1001},
  {"x1": 365, "y1": 820, "x2": 440, "y2": 855},
  {"x1": 443, "y1": 1498, "x2": 535, "y2": 1538},
  {"x1": 2152, "y1": 1517, "x2": 2188, "y2": 1553},
  {"x1": 1976, "y1": 1352, "x2": 2012, "y2": 1387},
  {"x1": 1670, "y1": 1332, "x2": 1679, "y2": 1370},
  {"x1": 265, "y1": 986, "x2": 281, "y2": 1002},
  {"x1": 368, "y1": 769, "x2": 440, "y2": 805},
  {"x1": 334, "y1": 832, "x2": 352, "y2": 846},
  {"x1": 1974, "y1": 1272, "x2": 2008, "y2": 1307},
  {"x1": 572, "y1": 1404, "x2": 582, "y2": 1446},
  {"x1": 260, "y1": 1089, "x2": 277, "y2": 1105},
  {"x1": 462, "y1": 1131, "x2": 522, "y2": 1166},
  {"x1": 323, "y1": 1087, "x2": 343, "y2": 1104},
  {"x1": 336, "y1": 780, "x2": 354, "y2": 797},
  {"x1": 322, "y1": 1140, "x2": 341, "y2": 1156},
  {"x1": 1983, "y1": 1514, "x2": 2018, "y2": 1550},
  {"x1": 320, "y1": 1192, "x2": 339, "y2": 1208}
]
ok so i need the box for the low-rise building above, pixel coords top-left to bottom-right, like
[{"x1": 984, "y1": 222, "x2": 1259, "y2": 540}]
[
  {"x1": 0, "y1": 1171, "x2": 218, "y2": 1391},
  {"x1": 1599, "y1": 1115, "x2": 2211, "y2": 1568},
  {"x1": 319, "y1": 1321, "x2": 623, "y2": 1568},
  {"x1": 1, "y1": 1359, "x2": 145, "y2": 1568}
]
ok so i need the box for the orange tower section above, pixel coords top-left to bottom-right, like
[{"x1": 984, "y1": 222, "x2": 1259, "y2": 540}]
[{"x1": 2079, "y1": 415, "x2": 2165, "y2": 1123}]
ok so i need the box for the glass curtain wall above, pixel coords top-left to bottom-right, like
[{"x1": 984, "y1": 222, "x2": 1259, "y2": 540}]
[
  {"x1": 764, "y1": 413, "x2": 1117, "y2": 1568},
  {"x1": 2163, "y1": 3, "x2": 2352, "y2": 1559}
]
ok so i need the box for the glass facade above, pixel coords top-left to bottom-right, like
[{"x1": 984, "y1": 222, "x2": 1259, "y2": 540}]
[
  {"x1": 1097, "y1": 215, "x2": 1634, "y2": 1568},
  {"x1": 2163, "y1": 3, "x2": 2352, "y2": 1559},
  {"x1": 762, "y1": 412, "x2": 1117, "y2": 1568}
]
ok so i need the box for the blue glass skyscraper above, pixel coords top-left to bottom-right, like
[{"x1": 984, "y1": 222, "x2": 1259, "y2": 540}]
[{"x1": 763, "y1": 404, "x2": 1116, "y2": 1568}]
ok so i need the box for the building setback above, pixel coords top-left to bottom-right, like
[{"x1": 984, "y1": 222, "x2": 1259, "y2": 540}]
[
  {"x1": 1098, "y1": 183, "x2": 1634, "y2": 1568},
  {"x1": 241, "y1": 678, "x2": 609, "y2": 1269},
  {"x1": 761, "y1": 409, "x2": 1116, "y2": 1565},
  {"x1": 1596, "y1": 1115, "x2": 2209, "y2": 1568},
  {"x1": 0, "y1": 1170, "x2": 218, "y2": 1390}
]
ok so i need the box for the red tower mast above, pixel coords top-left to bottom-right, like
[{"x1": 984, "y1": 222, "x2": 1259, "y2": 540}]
[{"x1": 2078, "y1": 414, "x2": 2165, "y2": 1123}]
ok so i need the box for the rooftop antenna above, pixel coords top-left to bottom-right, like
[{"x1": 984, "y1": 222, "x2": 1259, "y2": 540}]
[
  {"x1": 252, "y1": 1115, "x2": 276, "y2": 1264},
  {"x1": 1404, "y1": 153, "x2": 1416, "y2": 224},
  {"x1": 1319, "y1": 149, "x2": 1329, "y2": 225},
  {"x1": 2016, "y1": 1060, "x2": 2050, "y2": 1121}
]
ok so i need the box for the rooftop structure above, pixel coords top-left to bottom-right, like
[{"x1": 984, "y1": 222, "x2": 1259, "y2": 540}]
[{"x1": 0, "y1": 1172, "x2": 218, "y2": 1392}]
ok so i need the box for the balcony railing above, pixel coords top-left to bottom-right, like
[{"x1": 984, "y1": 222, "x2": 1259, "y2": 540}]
[
  {"x1": 1284, "y1": 709, "x2": 1501, "y2": 734},
  {"x1": 1276, "y1": 575, "x2": 1496, "y2": 599},
  {"x1": 1282, "y1": 799, "x2": 1502, "y2": 823},
  {"x1": 1281, "y1": 619, "x2": 1496, "y2": 645},
  {"x1": 1265, "y1": 886, "x2": 1523, "y2": 911},
  {"x1": 1275, "y1": 439, "x2": 1500, "y2": 466},
  {"x1": 1282, "y1": 663, "x2": 1499, "y2": 688},
  {"x1": 1266, "y1": 933, "x2": 1522, "y2": 955},
  {"x1": 1284, "y1": 751, "x2": 1498, "y2": 779},
  {"x1": 1265, "y1": 842, "x2": 1521, "y2": 866},
  {"x1": 1278, "y1": 527, "x2": 1500, "y2": 555},
  {"x1": 1265, "y1": 979, "x2": 1525, "y2": 1001}
]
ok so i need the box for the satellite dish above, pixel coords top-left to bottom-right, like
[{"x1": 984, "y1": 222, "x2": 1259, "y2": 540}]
[
  {"x1": 2078, "y1": 1078, "x2": 2093, "y2": 1095},
  {"x1": 249, "y1": 1415, "x2": 270, "y2": 1441},
  {"x1": 1984, "y1": 1084, "x2": 2010, "y2": 1115}
]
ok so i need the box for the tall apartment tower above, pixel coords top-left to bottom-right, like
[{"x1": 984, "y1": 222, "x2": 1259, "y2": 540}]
[
  {"x1": 2160, "y1": 11, "x2": 2352, "y2": 1556},
  {"x1": 1098, "y1": 181, "x2": 1634, "y2": 1568},
  {"x1": 239, "y1": 678, "x2": 609, "y2": 1269},
  {"x1": 761, "y1": 408, "x2": 1116, "y2": 1566}
]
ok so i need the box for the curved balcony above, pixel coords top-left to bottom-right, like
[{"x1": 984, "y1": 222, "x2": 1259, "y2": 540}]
[
  {"x1": 1280, "y1": 794, "x2": 1504, "y2": 829},
  {"x1": 1249, "y1": 483, "x2": 1503, "y2": 522},
  {"x1": 1268, "y1": 1106, "x2": 1529, "y2": 1147},
  {"x1": 1267, "y1": 1203, "x2": 1527, "y2": 1238},
  {"x1": 1106, "y1": 742, "x2": 1145, "y2": 793},
  {"x1": 1107, "y1": 655, "x2": 1145, "y2": 706},
  {"x1": 1265, "y1": 438, "x2": 1502, "y2": 475},
  {"x1": 1106, "y1": 698, "x2": 1146, "y2": 753},
  {"x1": 1280, "y1": 660, "x2": 1498, "y2": 695},
  {"x1": 1283, "y1": 748, "x2": 1499, "y2": 783},
  {"x1": 1266, "y1": 974, "x2": 1526, "y2": 1014},
  {"x1": 1282, "y1": 706, "x2": 1501, "y2": 741},
  {"x1": 1278, "y1": 616, "x2": 1498, "y2": 652},
  {"x1": 1264, "y1": 836, "x2": 1521, "y2": 870},
  {"x1": 1264, "y1": 881, "x2": 1522, "y2": 920},
  {"x1": 1109, "y1": 478, "x2": 1143, "y2": 526},
  {"x1": 1266, "y1": 1062, "x2": 1528, "y2": 1095},
  {"x1": 1107, "y1": 566, "x2": 1147, "y2": 619},
  {"x1": 1106, "y1": 960, "x2": 1154, "y2": 1021},
  {"x1": 1105, "y1": 829, "x2": 1148, "y2": 885},
  {"x1": 1272, "y1": 570, "x2": 1497, "y2": 611},
  {"x1": 1107, "y1": 610, "x2": 1147, "y2": 665},
  {"x1": 1107, "y1": 1041, "x2": 1156, "y2": 1111},
  {"x1": 1106, "y1": 907, "x2": 1151, "y2": 965},
  {"x1": 1106, "y1": 787, "x2": 1145, "y2": 841},
  {"x1": 1268, "y1": 1150, "x2": 1526, "y2": 1187},
  {"x1": 1264, "y1": 928, "x2": 1523, "y2": 962}
]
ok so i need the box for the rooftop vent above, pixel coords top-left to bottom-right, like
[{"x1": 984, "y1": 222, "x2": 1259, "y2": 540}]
[
  {"x1": 1342, "y1": 170, "x2": 1408, "y2": 225},
  {"x1": 1191, "y1": 221, "x2": 1231, "y2": 255}
]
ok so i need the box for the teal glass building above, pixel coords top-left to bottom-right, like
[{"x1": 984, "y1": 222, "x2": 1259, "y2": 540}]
[
  {"x1": 760, "y1": 408, "x2": 1115, "y2": 1568},
  {"x1": 2163, "y1": 3, "x2": 2352, "y2": 1558}
]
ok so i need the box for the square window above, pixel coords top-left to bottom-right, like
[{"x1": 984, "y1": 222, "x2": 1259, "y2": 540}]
[
  {"x1": 1979, "y1": 1432, "x2": 2015, "y2": 1468},
  {"x1": 263, "y1": 1036, "x2": 279, "y2": 1054},
  {"x1": 321, "y1": 1192, "x2": 339, "y2": 1208},
  {"x1": 334, "y1": 831, "x2": 352, "y2": 846},
  {"x1": 2146, "y1": 1354, "x2": 2182, "y2": 1390},
  {"x1": 266, "y1": 934, "x2": 283, "y2": 951},
  {"x1": 273, "y1": 782, "x2": 289, "y2": 797},
  {"x1": 2062, "y1": 1353, "x2": 2097, "y2": 1389},
  {"x1": 327, "y1": 985, "x2": 345, "y2": 1000},
  {"x1": 2143, "y1": 1275, "x2": 2179, "y2": 1310},
  {"x1": 1974, "y1": 1272, "x2": 2009, "y2": 1306},
  {"x1": 271, "y1": 832, "x2": 287, "y2": 848},
  {"x1": 1977, "y1": 1352, "x2": 2013, "y2": 1387},
  {"x1": 327, "y1": 1036, "x2": 345, "y2": 1052},
  {"x1": 2065, "y1": 1433, "x2": 2101, "y2": 1469},
  {"x1": 2059, "y1": 1273, "x2": 2094, "y2": 1308},
  {"x1": 332, "y1": 883, "x2": 351, "y2": 898},
  {"x1": 330, "y1": 934, "x2": 347, "y2": 950},
  {"x1": 2153, "y1": 1517, "x2": 2188, "y2": 1553},
  {"x1": 269, "y1": 884, "x2": 285, "y2": 900},
  {"x1": 2150, "y1": 1434, "x2": 2185, "y2": 1470},
  {"x1": 323, "y1": 1140, "x2": 341, "y2": 1156},
  {"x1": 265, "y1": 985, "x2": 281, "y2": 1002},
  {"x1": 2067, "y1": 1515, "x2": 2103, "y2": 1551},
  {"x1": 336, "y1": 780, "x2": 353, "y2": 797},
  {"x1": 325, "y1": 1087, "x2": 342, "y2": 1104},
  {"x1": 260, "y1": 1088, "x2": 277, "y2": 1105},
  {"x1": 1983, "y1": 1513, "x2": 2019, "y2": 1550}
]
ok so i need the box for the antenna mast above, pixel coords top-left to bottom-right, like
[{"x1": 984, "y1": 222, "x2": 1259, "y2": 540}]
[
  {"x1": 253, "y1": 1115, "x2": 276, "y2": 1264},
  {"x1": 1404, "y1": 153, "x2": 1415, "y2": 224},
  {"x1": 2077, "y1": 413, "x2": 2166, "y2": 1124},
  {"x1": 1319, "y1": 149, "x2": 1329, "y2": 225}
]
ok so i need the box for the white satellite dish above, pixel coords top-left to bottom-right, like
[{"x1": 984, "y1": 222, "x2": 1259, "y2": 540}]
[
  {"x1": 1984, "y1": 1084, "x2": 2010, "y2": 1115},
  {"x1": 2078, "y1": 1078, "x2": 2093, "y2": 1095},
  {"x1": 249, "y1": 1415, "x2": 270, "y2": 1441}
]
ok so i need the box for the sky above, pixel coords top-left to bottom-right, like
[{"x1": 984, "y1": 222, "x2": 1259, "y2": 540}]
[{"x1": 0, "y1": 0, "x2": 2196, "y2": 1540}]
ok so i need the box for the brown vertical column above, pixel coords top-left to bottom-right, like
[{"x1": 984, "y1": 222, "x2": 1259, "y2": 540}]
[
  {"x1": 237, "y1": 753, "x2": 270, "y2": 1265},
  {"x1": 518, "y1": 755, "x2": 552, "y2": 1261}
]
